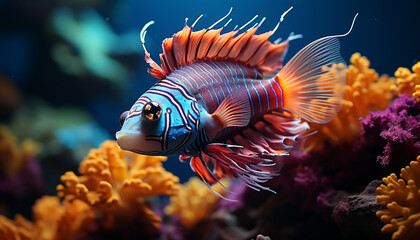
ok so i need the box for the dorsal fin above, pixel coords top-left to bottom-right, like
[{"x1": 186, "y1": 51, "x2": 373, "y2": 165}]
[{"x1": 142, "y1": 15, "x2": 291, "y2": 79}]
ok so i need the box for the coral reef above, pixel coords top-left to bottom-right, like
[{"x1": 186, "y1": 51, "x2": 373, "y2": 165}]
[
  {"x1": 165, "y1": 177, "x2": 230, "y2": 229},
  {"x1": 376, "y1": 156, "x2": 420, "y2": 240},
  {"x1": 57, "y1": 140, "x2": 179, "y2": 228},
  {"x1": 0, "y1": 196, "x2": 95, "y2": 240},
  {"x1": 414, "y1": 85, "x2": 420, "y2": 101},
  {"x1": 190, "y1": 65, "x2": 420, "y2": 239},
  {"x1": 0, "y1": 140, "x2": 181, "y2": 240},
  {"x1": 0, "y1": 125, "x2": 44, "y2": 218},
  {"x1": 0, "y1": 214, "x2": 33, "y2": 240},
  {"x1": 303, "y1": 53, "x2": 396, "y2": 152},
  {"x1": 360, "y1": 94, "x2": 420, "y2": 167},
  {"x1": 393, "y1": 61, "x2": 420, "y2": 98},
  {"x1": 1, "y1": 49, "x2": 420, "y2": 239},
  {"x1": 0, "y1": 125, "x2": 40, "y2": 179}
]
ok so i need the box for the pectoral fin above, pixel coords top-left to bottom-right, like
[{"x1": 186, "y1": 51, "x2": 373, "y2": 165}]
[{"x1": 204, "y1": 92, "x2": 251, "y2": 139}]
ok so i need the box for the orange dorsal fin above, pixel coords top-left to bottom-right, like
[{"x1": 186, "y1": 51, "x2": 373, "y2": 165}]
[{"x1": 144, "y1": 22, "x2": 290, "y2": 79}]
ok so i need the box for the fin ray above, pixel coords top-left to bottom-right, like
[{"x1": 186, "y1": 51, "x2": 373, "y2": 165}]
[
  {"x1": 142, "y1": 15, "x2": 291, "y2": 79},
  {"x1": 276, "y1": 36, "x2": 346, "y2": 124},
  {"x1": 213, "y1": 92, "x2": 251, "y2": 129}
]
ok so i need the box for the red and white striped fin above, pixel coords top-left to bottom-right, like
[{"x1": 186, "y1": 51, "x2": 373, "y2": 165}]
[{"x1": 141, "y1": 8, "x2": 294, "y2": 79}]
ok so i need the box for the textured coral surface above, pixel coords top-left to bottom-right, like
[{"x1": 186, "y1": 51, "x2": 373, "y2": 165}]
[
  {"x1": 0, "y1": 141, "x2": 181, "y2": 240},
  {"x1": 0, "y1": 196, "x2": 95, "y2": 240},
  {"x1": 393, "y1": 62, "x2": 420, "y2": 98},
  {"x1": 377, "y1": 156, "x2": 420, "y2": 240},
  {"x1": 165, "y1": 177, "x2": 230, "y2": 229},
  {"x1": 361, "y1": 94, "x2": 420, "y2": 167},
  {"x1": 304, "y1": 53, "x2": 396, "y2": 152},
  {"x1": 57, "y1": 140, "x2": 180, "y2": 228}
]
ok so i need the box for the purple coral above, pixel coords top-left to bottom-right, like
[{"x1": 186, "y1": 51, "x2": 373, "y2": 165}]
[{"x1": 360, "y1": 94, "x2": 420, "y2": 167}]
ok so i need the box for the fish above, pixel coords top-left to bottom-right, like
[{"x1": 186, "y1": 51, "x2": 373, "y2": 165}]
[{"x1": 116, "y1": 7, "x2": 358, "y2": 198}]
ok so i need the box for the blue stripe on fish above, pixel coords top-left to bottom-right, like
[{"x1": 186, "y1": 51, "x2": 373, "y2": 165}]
[{"x1": 236, "y1": 63, "x2": 255, "y2": 117}]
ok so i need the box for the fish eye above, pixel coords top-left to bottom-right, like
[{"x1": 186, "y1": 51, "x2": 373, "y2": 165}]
[
  {"x1": 143, "y1": 101, "x2": 162, "y2": 121},
  {"x1": 120, "y1": 111, "x2": 129, "y2": 126}
]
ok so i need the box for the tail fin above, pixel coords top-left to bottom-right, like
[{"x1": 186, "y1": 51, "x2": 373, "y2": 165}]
[{"x1": 275, "y1": 14, "x2": 358, "y2": 124}]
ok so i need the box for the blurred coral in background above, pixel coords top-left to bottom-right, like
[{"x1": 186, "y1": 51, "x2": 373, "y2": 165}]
[
  {"x1": 165, "y1": 177, "x2": 230, "y2": 229},
  {"x1": 0, "y1": 125, "x2": 41, "y2": 179},
  {"x1": 0, "y1": 196, "x2": 95, "y2": 240},
  {"x1": 0, "y1": 125, "x2": 44, "y2": 219},
  {"x1": 0, "y1": 75, "x2": 21, "y2": 120}
]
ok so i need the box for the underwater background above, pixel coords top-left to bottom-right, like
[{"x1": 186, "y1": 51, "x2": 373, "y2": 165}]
[{"x1": 0, "y1": 0, "x2": 420, "y2": 239}]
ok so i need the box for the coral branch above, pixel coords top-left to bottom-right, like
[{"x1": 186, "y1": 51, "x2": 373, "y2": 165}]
[
  {"x1": 392, "y1": 62, "x2": 420, "y2": 99},
  {"x1": 376, "y1": 156, "x2": 420, "y2": 240},
  {"x1": 57, "y1": 140, "x2": 180, "y2": 228},
  {"x1": 165, "y1": 177, "x2": 230, "y2": 229}
]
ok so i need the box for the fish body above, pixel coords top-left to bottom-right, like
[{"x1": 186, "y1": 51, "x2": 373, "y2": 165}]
[{"x1": 117, "y1": 10, "x2": 355, "y2": 193}]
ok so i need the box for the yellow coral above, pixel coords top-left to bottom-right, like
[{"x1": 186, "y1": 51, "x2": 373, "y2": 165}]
[
  {"x1": 303, "y1": 53, "x2": 396, "y2": 152},
  {"x1": 57, "y1": 140, "x2": 179, "y2": 228},
  {"x1": 165, "y1": 177, "x2": 230, "y2": 229},
  {"x1": 0, "y1": 125, "x2": 41, "y2": 178},
  {"x1": 376, "y1": 156, "x2": 420, "y2": 240},
  {"x1": 0, "y1": 196, "x2": 94, "y2": 240},
  {"x1": 392, "y1": 62, "x2": 420, "y2": 99},
  {"x1": 414, "y1": 85, "x2": 420, "y2": 101}
]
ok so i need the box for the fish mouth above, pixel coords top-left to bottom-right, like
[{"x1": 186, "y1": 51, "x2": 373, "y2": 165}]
[{"x1": 116, "y1": 131, "x2": 162, "y2": 154}]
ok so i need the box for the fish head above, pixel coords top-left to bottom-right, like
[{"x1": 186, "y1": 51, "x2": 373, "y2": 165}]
[{"x1": 116, "y1": 87, "x2": 200, "y2": 156}]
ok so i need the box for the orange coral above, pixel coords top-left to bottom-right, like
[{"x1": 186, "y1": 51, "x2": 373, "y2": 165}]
[
  {"x1": 57, "y1": 140, "x2": 179, "y2": 228},
  {"x1": 0, "y1": 214, "x2": 33, "y2": 240},
  {"x1": 303, "y1": 53, "x2": 396, "y2": 152},
  {"x1": 32, "y1": 196, "x2": 95, "y2": 240},
  {"x1": 414, "y1": 85, "x2": 420, "y2": 101},
  {"x1": 0, "y1": 125, "x2": 41, "y2": 178},
  {"x1": 165, "y1": 177, "x2": 230, "y2": 229},
  {"x1": 0, "y1": 196, "x2": 94, "y2": 240},
  {"x1": 376, "y1": 156, "x2": 420, "y2": 240},
  {"x1": 392, "y1": 62, "x2": 420, "y2": 99}
]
